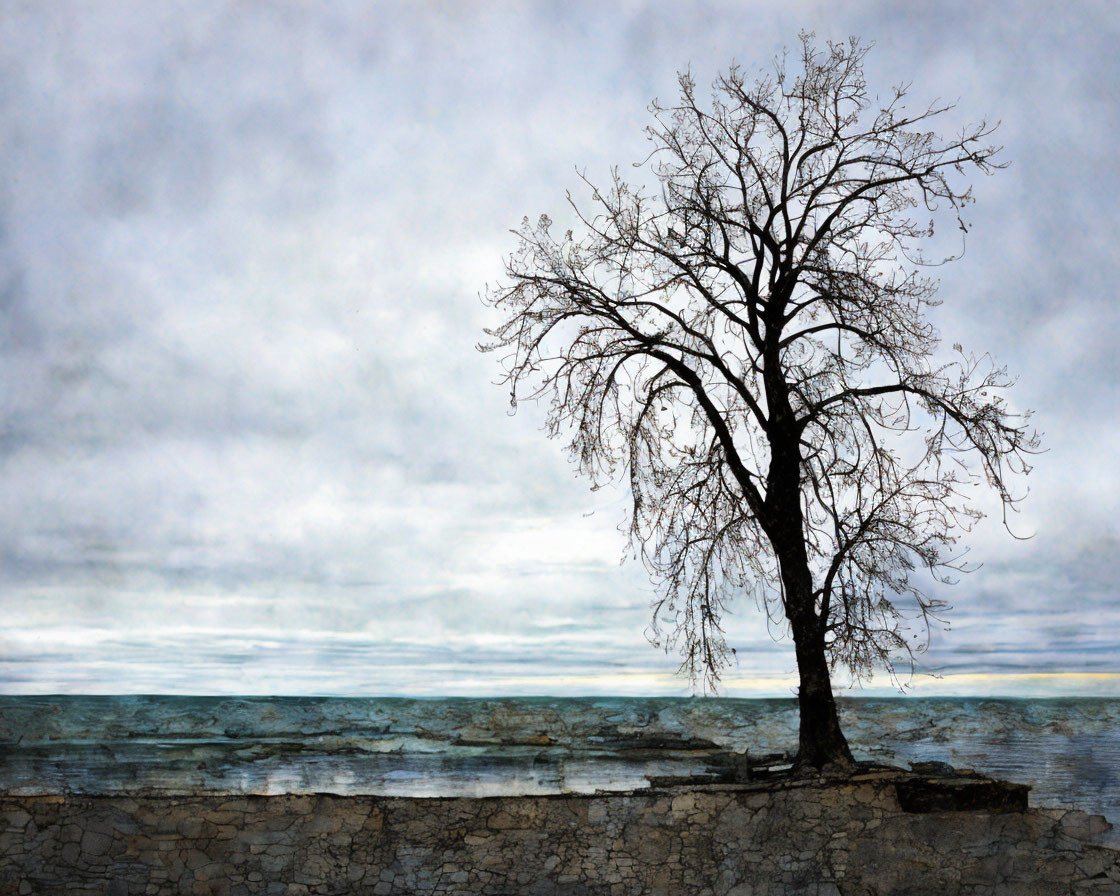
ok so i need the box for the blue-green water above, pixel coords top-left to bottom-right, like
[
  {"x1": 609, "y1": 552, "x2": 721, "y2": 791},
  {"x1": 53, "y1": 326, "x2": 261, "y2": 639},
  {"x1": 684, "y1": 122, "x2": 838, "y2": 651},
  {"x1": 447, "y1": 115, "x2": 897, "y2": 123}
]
[{"x1": 1, "y1": 696, "x2": 1117, "y2": 822}]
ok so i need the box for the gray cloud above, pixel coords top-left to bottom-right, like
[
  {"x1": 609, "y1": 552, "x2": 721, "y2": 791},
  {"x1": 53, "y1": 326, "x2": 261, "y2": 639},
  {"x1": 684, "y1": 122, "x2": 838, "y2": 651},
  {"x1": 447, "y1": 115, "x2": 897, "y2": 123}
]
[{"x1": 0, "y1": 0, "x2": 1116, "y2": 695}]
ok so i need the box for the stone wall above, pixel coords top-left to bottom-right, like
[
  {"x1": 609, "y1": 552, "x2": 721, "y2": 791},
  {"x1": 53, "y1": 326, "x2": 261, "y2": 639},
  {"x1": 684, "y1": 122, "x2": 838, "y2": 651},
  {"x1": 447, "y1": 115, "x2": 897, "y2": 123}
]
[{"x1": 2, "y1": 773, "x2": 1118, "y2": 895}]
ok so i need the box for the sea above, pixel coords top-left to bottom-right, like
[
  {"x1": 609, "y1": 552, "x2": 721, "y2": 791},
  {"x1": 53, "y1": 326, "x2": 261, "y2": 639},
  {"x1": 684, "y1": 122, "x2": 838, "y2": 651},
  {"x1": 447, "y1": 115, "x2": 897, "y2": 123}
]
[{"x1": 1, "y1": 695, "x2": 1117, "y2": 826}]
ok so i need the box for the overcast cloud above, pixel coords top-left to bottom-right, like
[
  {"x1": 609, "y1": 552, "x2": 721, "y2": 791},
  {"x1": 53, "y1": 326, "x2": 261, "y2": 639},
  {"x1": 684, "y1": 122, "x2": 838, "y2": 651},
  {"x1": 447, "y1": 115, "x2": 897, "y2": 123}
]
[{"x1": 1, "y1": 0, "x2": 1117, "y2": 696}]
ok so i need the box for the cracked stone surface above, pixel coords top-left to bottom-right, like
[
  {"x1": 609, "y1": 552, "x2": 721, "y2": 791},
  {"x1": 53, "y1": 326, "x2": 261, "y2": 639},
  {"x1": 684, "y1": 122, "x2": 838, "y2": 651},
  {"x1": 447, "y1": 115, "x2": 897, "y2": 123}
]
[{"x1": 1, "y1": 772, "x2": 1118, "y2": 895}]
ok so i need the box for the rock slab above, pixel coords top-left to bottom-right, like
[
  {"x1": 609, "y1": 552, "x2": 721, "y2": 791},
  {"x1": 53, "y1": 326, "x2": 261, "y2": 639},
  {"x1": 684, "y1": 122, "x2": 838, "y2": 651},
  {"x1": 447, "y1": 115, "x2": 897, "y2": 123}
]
[{"x1": 1, "y1": 773, "x2": 1118, "y2": 895}]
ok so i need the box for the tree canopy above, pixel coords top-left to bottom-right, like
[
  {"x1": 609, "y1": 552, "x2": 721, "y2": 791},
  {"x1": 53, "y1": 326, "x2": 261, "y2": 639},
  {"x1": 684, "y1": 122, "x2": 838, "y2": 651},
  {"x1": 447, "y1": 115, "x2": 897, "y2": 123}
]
[{"x1": 481, "y1": 34, "x2": 1039, "y2": 768}]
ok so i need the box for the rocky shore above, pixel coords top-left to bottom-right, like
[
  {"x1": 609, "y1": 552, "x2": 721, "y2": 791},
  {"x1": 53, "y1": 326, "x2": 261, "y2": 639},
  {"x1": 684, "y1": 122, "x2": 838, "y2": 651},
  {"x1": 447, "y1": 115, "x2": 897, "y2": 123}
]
[{"x1": 2, "y1": 767, "x2": 1118, "y2": 895}]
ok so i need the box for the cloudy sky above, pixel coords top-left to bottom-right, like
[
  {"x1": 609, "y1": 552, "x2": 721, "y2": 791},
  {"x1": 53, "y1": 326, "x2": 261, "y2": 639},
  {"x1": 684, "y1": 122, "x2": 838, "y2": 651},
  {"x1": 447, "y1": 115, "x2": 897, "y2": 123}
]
[{"x1": 1, "y1": 0, "x2": 1117, "y2": 697}]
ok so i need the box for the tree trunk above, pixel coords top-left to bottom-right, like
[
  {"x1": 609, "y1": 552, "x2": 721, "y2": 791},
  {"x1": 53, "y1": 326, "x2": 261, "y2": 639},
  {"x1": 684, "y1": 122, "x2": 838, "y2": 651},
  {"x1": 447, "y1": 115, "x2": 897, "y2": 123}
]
[
  {"x1": 776, "y1": 537, "x2": 855, "y2": 772},
  {"x1": 790, "y1": 616, "x2": 854, "y2": 772},
  {"x1": 764, "y1": 387, "x2": 854, "y2": 772}
]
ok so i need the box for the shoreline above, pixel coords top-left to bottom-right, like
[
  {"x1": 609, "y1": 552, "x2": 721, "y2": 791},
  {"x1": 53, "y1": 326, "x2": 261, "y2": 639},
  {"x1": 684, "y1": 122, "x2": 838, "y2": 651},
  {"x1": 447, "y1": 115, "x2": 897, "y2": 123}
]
[{"x1": 4, "y1": 694, "x2": 1118, "y2": 818}]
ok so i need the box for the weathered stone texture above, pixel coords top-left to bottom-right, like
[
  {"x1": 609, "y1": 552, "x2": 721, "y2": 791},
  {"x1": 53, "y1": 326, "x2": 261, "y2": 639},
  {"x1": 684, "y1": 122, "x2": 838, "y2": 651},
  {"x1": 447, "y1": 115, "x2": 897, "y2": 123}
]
[{"x1": 1, "y1": 776, "x2": 1117, "y2": 894}]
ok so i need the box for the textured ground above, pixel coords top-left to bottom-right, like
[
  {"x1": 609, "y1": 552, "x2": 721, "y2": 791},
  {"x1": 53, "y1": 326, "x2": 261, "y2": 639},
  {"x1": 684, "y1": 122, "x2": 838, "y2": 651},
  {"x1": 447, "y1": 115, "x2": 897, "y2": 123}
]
[{"x1": 2, "y1": 770, "x2": 1119, "y2": 895}]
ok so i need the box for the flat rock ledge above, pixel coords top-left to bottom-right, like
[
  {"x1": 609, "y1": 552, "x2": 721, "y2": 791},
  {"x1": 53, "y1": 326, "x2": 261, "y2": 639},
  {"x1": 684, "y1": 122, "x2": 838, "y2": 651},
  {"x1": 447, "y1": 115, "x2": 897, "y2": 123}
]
[{"x1": 2, "y1": 769, "x2": 1118, "y2": 895}]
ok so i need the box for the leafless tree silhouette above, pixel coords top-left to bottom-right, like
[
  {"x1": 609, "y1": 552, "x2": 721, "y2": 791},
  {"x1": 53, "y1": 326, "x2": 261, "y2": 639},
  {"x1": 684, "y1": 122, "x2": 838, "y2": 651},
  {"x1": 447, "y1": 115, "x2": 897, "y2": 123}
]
[{"x1": 481, "y1": 35, "x2": 1039, "y2": 770}]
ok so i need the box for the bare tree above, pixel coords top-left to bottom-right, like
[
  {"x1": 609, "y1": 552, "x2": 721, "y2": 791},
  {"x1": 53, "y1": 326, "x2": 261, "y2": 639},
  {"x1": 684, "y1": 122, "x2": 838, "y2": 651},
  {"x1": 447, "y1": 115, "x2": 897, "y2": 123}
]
[{"x1": 480, "y1": 35, "x2": 1039, "y2": 770}]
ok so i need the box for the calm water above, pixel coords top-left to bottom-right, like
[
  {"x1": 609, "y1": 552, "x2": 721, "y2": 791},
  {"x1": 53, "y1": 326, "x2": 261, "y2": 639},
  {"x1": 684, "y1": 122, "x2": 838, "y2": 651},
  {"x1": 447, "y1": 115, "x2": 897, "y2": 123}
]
[{"x1": 1, "y1": 696, "x2": 1117, "y2": 823}]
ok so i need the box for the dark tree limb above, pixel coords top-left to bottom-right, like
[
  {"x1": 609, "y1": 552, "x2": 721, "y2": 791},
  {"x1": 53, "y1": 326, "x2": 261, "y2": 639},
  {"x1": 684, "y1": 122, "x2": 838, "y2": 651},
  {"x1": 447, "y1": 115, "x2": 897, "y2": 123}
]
[{"x1": 480, "y1": 33, "x2": 1038, "y2": 769}]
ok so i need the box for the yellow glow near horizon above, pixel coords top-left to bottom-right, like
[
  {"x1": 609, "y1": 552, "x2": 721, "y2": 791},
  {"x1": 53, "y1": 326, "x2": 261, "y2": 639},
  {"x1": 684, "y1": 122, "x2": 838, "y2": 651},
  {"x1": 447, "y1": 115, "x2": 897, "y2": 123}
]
[
  {"x1": 740, "y1": 671, "x2": 1120, "y2": 696},
  {"x1": 918, "y1": 672, "x2": 1120, "y2": 683},
  {"x1": 435, "y1": 670, "x2": 1120, "y2": 698}
]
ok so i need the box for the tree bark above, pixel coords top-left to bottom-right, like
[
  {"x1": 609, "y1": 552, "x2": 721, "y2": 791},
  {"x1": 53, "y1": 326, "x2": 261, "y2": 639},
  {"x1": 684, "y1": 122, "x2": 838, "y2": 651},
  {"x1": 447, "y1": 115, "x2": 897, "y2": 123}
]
[
  {"x1": 790, "y1": 612, "x2": 854, "y2": 771},
  {"x1": 775, "y1": 530, "x2": 855, "y2": 771},
  {"x1": 765, "y1": 405, "x2": 855, "y2": 771}
]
